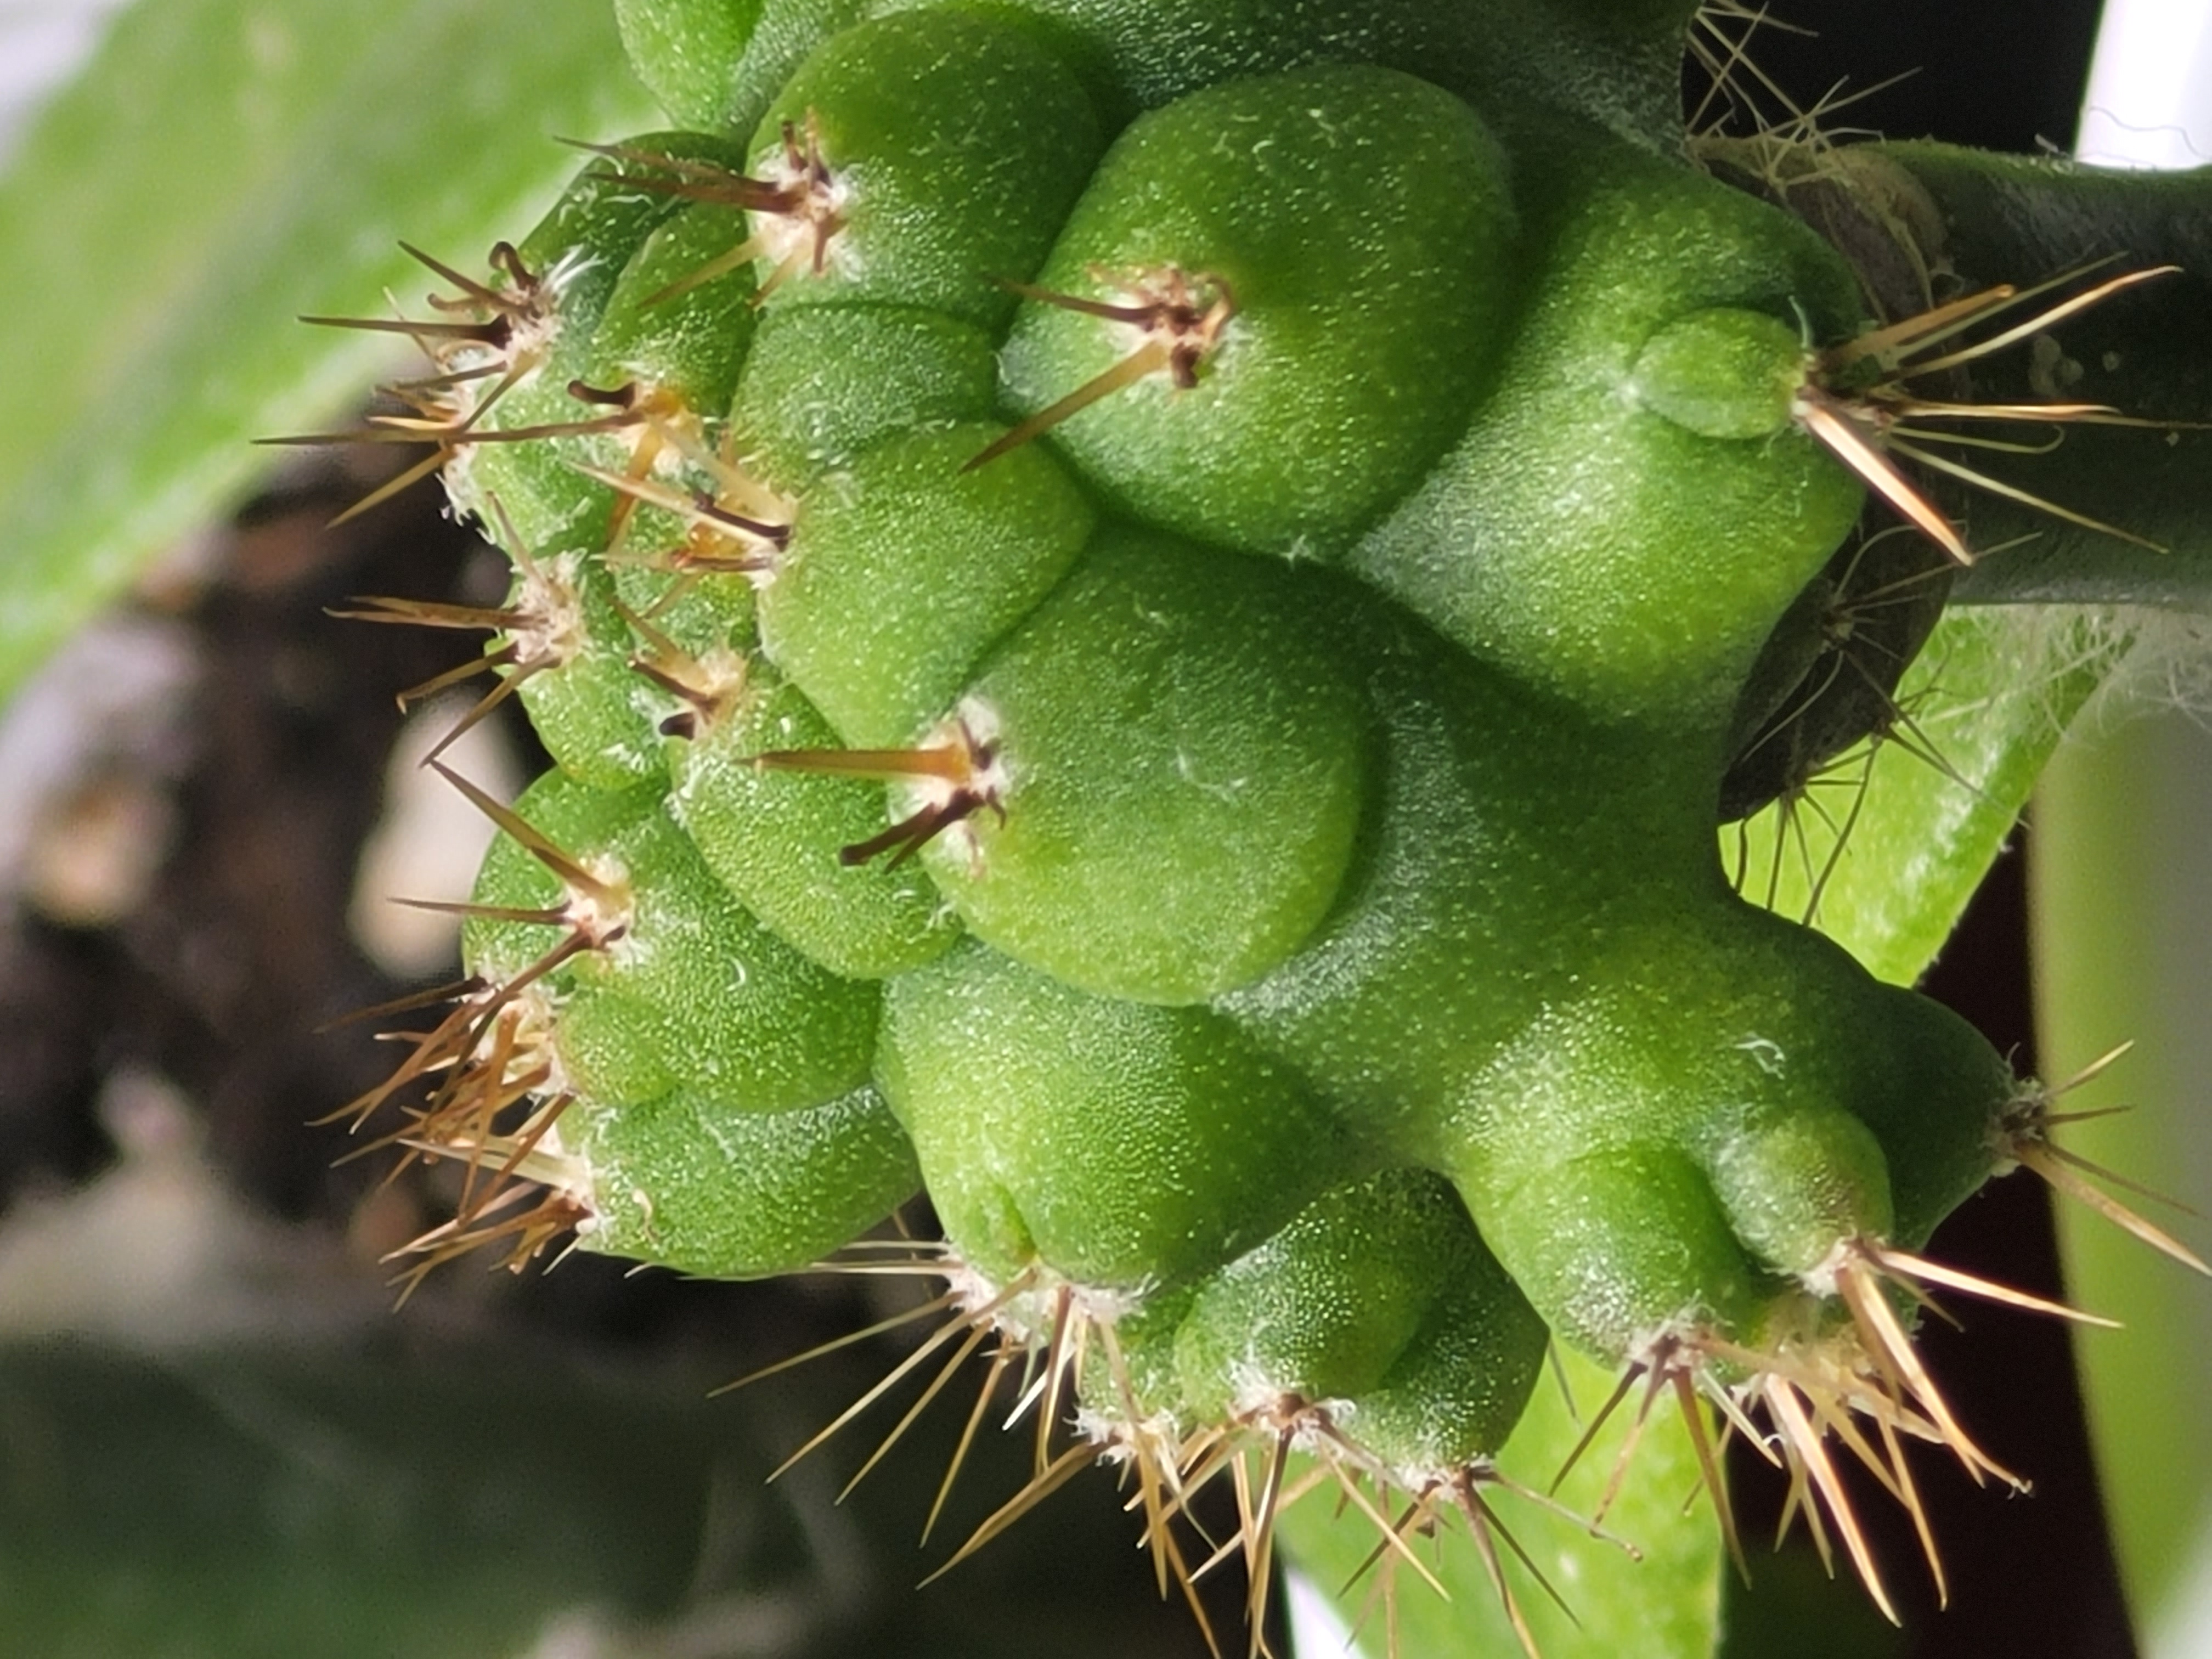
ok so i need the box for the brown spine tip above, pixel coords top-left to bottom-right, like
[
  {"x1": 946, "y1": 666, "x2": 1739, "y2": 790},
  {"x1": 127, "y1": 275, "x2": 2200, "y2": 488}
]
[
  {"x1": 613, "y1": 112, "x2": 847, "y2": 309},
  {"x1": 331, "y1": 498, "x2": 585, "y2": 761},
  {"x1": 425, "y1": 759, "x2": 632, "y2": 948},
  {"x1": 614, "y1": 591, "x2": 752, "y2": 738},
  {"x1": 1802, "y1": 263, "x2": 2191, "y2": 562},
  {"x1": 279, "y1": 238, "x2": 565, "y2": 519},
  {"x1": 568, "y1": 444, "x2": 792, "y2": 580},
  {"x1": 1994, "y1": 1065, "x2": 2211, "y2": 1276},
  {"x1": 754, "y1": 713, "x2": 1006, "y2": 867},
  {"x1": 966, "y1": 265, "x2": 1234, "y2": 472}
]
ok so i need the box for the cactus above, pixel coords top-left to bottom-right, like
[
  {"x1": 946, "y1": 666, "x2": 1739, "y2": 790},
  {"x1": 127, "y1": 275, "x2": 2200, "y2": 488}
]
[
  {"x1": 300, "y1": 1, "x2": 2212, "y2": 1649},
  {"x1": 6, "y1": 1, "x2": 2207, "y2": 1654}
]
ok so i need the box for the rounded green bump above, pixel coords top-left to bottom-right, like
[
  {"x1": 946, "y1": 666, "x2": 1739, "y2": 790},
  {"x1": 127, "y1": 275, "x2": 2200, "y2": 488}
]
[
  {"x1": 511, "y1": 552, "x2": 672, "y2": 790},
  {"x1": 730, "y1": 303, "x2": 1001, "y2": 485},
  {"x1": 1169, "y1": 1168, "x2": 1460, "y2": 1423},
  {"x1": 667, "y1": 659, "x2": 960, "y2": 978},
  {"x1": 585, "y1": 200, "x2": 762, "y2": 415},
  {"x1": 454, "y1": 132, "x2": 751, "y2": 558},
  {"x1": 612, "y1": 561, "x2": 758, "y2": 666},
  {"x1": 464, "y1": 766, "x2": 879, "y2": 1111},
  {"x1": 920, "y1": 529, "x2": 1370, "y2": 1005},
  {"x1": 576, "y1": 1081, "x2": 920, "y2": 1278},
  {"x1": 616, "y1": 0, "x2": 765, "y2": 129},
  {"x1": 562, "y1": 805, "x2": 879, "y2": 1110},
  {"x1": 750, "y1": 7, "x2": 1105, "y2": 328},
  {"x1": 1348, "y1": 116, "x2": 1867, "y2": 730},
  {"x1": 1695, "y1": 1103, "x2": 1895, "y2": 1279},
  {"x1": 461, "y1": 770, "x2": 657, "y2": 988},
  {"x1": 1000, "y1": 63, "x2": 1519, "y2": 560},
  {"x1": 1843, "y1": 983, "x2": 2017, "y2": 1253},
  {"x1": 1479, "y1": 1144, "x2": 1766, "y2": 1363},
  {"x1": 1630, "y1": 306, "x2": 1807, "y2": 441},
  {"x1": 762, "y1": 421, "x2": 1096, "y2": 749},
  {"x1": 514, "y1": 131, "x2": 750, "y2": 332},
  {"x1": 1350, "y1": 1217, "x2": 1549, "y2": 1473},
  {"x1": 877, "y1": 940, "x2": 1353, "y2": 1292}
]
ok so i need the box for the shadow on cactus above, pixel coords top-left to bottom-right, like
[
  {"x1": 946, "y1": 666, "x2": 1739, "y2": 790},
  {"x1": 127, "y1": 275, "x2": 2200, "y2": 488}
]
[{"x1": 300, "y1": 0, "x2": 2212, "y2": 1652}]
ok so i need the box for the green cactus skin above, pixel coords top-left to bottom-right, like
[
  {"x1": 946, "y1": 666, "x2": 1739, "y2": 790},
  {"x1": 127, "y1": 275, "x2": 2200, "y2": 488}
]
[
  {"x1": 995, "y1": 63, "x2": 1519, "y2": 558},
  {"x1": 666, "y1": 657, "x2": 964, "y2": 977},
  {"x1": 760, "y1": 420, "x2": 1095, "y2": 749},
  {"x1": 462, "y1": 767, "x2": 881, "y2": 1110},
  {"x1": 912, "y1": 528, "x2": 1370, "y2": 1003},
  {"x1": 326, "y1": 0, "x2": 2212, "y2": 1644}
]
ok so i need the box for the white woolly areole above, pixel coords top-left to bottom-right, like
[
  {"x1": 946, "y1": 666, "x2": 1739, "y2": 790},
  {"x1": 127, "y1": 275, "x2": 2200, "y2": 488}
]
[{"x1": 944, "y1": 1258, "x2": 1144, "y2": 1342}]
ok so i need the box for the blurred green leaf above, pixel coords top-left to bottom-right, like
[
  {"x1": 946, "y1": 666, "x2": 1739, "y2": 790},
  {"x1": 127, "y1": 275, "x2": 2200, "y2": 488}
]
[
  {"x1": 1731, "y1": 605, "x2": 2125, "y2": 985},
  {"x1": 0, "y1": 0, "x2": 658, "y2": 704},
  {"x1": 0, "y1": 1340, "x2": 721, "y2": 1659},
  {"x1": 0, "y1": 1328, "x2": 1244, "y2": 1659},
  {"x1": 2033, "y1": 695, "x2": 2212, "y2": 1655},
  {"x1": 1279, "y1": 1346, "x2": 1721, "y2": 1657}
]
